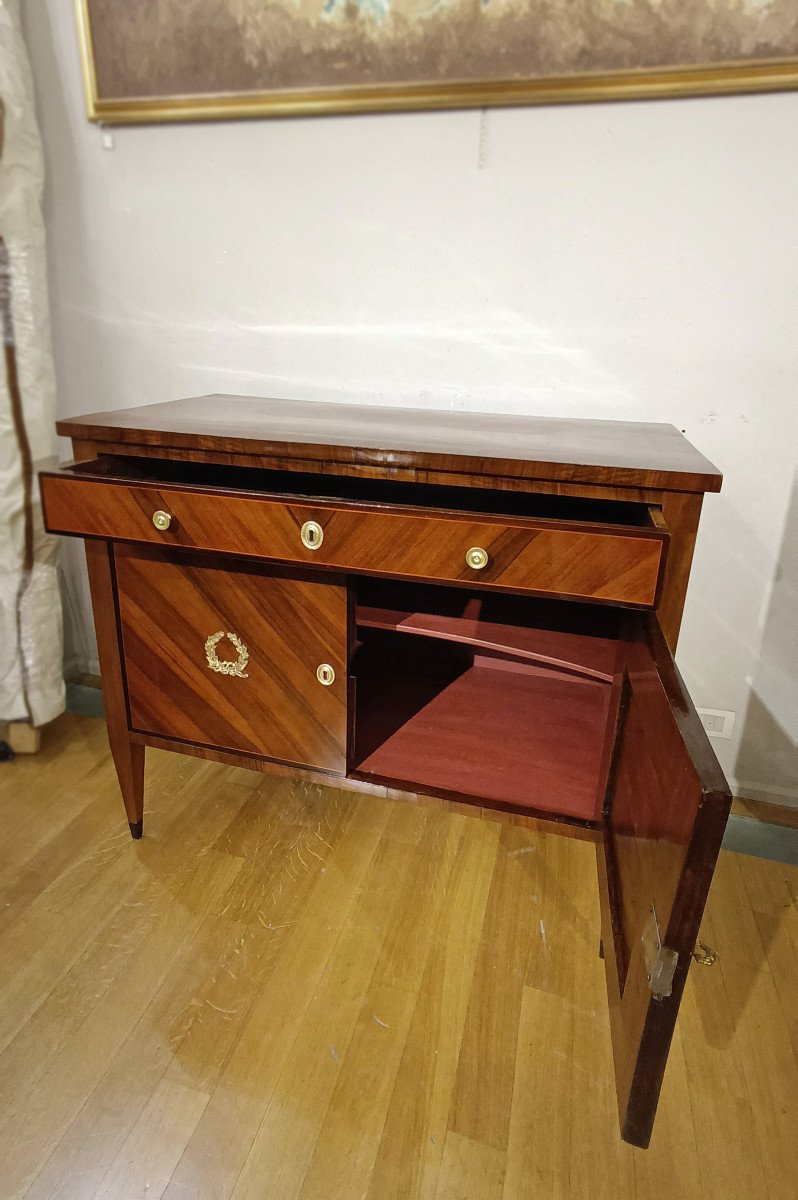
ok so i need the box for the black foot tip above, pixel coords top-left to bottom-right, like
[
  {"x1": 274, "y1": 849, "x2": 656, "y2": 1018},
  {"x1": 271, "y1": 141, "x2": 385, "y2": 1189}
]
[{"x1": 129, "y1": 820, "x2": 143, "y2": 840}]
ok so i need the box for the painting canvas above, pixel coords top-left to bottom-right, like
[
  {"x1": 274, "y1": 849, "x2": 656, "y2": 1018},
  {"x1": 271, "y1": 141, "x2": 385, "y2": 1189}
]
[{"x1": 76, "y1": 0, "x2": 798, "y2": 123}]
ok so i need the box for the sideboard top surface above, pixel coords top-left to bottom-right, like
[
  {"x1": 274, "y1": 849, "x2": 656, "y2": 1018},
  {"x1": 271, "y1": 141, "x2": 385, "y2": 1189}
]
[{"x1": 58, "y1": 395, "x2": 723, "y2": 493}]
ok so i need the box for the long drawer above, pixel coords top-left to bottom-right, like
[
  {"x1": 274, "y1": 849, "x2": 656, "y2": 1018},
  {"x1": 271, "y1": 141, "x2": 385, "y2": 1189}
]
[{"x1": 40, "y1": 468, "x2": 668, "y2": 607}]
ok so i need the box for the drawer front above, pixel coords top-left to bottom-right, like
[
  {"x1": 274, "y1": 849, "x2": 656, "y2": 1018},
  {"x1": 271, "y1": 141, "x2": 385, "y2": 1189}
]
[
  {"x1": 115, "y1": 546, "x2": 347, "y2": 772},
  {"x1": 42, "y1": 474, "x2": 666, "y2": 607}
]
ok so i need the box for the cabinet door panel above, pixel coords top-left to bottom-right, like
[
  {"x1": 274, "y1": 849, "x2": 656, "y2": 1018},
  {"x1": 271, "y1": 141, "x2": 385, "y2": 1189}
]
[
  {"x1": 115, "y1": 546, "x2": 347, "y2": 774},
  {"x1": 598, "y1": 613, "x2": 731, "y2": 1147}
]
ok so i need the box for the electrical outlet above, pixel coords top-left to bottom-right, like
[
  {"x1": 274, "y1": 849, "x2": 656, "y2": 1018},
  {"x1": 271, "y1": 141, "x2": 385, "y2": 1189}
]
[{"x1": 696, "y1": 708, "x2": 736, "y2": 739}]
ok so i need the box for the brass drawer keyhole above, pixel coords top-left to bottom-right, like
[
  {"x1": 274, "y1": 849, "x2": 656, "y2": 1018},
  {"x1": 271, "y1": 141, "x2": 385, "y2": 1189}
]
[
  {"x1": 316, "y1": 663, "x2": 335, "y2": 686},
  {"x1": 301, "y1": 520, "x2": 324, "y2": 550}
]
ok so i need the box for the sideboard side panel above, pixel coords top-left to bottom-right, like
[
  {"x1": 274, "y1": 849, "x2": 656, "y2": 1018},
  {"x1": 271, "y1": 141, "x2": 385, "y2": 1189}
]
[{"x1": 656, "y1": 492, "x2": 704, "y2": 651}]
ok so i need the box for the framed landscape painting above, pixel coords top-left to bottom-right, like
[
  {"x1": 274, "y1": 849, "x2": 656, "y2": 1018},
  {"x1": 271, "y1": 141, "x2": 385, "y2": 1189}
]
[{"x1": 75, "y1": 0, "x2": 798, "y2": 124}]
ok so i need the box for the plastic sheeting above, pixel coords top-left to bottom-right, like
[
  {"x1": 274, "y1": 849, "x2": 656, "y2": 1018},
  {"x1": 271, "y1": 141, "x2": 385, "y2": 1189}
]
[{"x1": 0, "y1": 0, "x2": 63, "y2": 726}]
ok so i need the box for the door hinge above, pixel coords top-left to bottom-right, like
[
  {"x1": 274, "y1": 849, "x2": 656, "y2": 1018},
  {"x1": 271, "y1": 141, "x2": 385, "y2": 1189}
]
[{"x1": 642, "y1": 905, "x2": 678, "y2": 1000}]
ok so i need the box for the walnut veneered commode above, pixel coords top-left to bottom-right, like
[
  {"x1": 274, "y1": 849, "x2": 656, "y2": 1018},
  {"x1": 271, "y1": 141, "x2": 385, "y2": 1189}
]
[{"x1": 40, "y1": 394, "x2": 729, "y2": 1150}]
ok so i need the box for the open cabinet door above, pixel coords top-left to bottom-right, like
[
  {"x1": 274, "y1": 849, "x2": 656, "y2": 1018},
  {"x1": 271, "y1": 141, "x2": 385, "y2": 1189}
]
[{"x1": 597, "y1": 613, "x2": 732, "y2": 1148}]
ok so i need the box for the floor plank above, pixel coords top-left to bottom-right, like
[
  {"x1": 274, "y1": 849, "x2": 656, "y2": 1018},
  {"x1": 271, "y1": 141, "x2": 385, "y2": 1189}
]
[
  {"x1": 365, "y1": 818, "x2": 499, "y2": 1200},
  {"x1": 0, "y1": 714, "x2": 795, "y2": 1200},
  {"x1": 434, "y1": 1132, "x2": 505, "y2": 1200}
]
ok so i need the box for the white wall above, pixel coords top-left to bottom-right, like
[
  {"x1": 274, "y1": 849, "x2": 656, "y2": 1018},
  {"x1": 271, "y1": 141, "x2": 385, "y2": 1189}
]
[{"x1": 22, "y1": 2, "x2": 798, "y2": 803}]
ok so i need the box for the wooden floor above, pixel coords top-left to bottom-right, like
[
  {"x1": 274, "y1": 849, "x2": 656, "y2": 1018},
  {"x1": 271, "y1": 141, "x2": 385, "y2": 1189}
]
[{"x1": 1, "y1": 714, "x2": 797, "y2": 1200}]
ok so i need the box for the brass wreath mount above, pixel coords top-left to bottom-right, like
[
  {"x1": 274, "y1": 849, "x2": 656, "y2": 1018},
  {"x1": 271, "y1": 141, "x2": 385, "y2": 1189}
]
[{"x1": 205, "y1": 631, "x2": 250, "y2": 678}]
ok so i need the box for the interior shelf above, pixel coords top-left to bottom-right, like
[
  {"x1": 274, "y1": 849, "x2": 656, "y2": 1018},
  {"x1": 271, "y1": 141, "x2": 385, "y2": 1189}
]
[
  {"x1": 350, "y1": 582, "x2": 620, "y2": 822},
  {"x1": 357, "y1": 606, "x2": 618, "y2": 683}
]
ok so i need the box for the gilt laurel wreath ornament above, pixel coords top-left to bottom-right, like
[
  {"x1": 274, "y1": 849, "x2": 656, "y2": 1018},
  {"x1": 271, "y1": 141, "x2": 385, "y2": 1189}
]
[{"x1": 204, "y1": 631, "x2": 249, "y2": 678}]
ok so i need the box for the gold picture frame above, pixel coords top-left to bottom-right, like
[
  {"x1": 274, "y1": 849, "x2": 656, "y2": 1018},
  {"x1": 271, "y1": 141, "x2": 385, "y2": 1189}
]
[{"x1": 75, "y1": 0, "x2": 798, "y2": 126}]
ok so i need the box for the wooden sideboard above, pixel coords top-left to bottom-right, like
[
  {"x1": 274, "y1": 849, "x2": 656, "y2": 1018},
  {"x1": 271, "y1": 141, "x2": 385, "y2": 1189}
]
[{"x1": 41, "y1": 395, "x2": 731, "y2": 1149}]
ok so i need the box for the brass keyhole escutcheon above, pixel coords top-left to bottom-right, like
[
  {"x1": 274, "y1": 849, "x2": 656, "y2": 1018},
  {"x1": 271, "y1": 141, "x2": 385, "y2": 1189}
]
[
  {"x1": 152, "y1": 510, "x2": 172, "y2": 532},
  {"x1": 300, "y1": 520, "x2": 324, "y2": 550},
  {"x1": 316, "y1": 663, "x2": 335, "y2": 686},
  {"x1": 466, "y1": 546, "x2": 488, "y2": 570}
]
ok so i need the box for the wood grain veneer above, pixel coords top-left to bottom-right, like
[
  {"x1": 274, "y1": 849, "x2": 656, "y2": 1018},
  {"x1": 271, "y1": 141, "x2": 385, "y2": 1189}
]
[
  {"x1": 115, "y1": 547, "x2": 348, "y2": 773},
  {"x1": 40, "y1": 472, "x2": 668, "y2": 608},
  {"x1": 56, "y1": 395, "x2": 723, "y2": 493},
  {"x1": 61, "y1": 398, "x2": 721, "y2": 651},
  {"x1": 598, "y1": 613, "x2": 731, "y2": 1148},
  {"x1": 83, "y1": 539, "x2": 145, "y2": 837}
]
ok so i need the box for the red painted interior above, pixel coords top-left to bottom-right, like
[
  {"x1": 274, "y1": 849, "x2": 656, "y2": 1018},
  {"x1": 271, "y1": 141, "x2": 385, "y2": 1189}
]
[{"x1": 352, "y1": 619, "x2": 612, "y2": 821}]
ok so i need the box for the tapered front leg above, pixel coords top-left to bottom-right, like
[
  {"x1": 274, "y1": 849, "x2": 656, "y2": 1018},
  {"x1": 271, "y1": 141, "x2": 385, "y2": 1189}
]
[
  {"x1": 84, "y1": 539, "x2": 145, "y2": 838},
  {"x1": 110, "y1": 738, "x2": 145, "y2": 838}
]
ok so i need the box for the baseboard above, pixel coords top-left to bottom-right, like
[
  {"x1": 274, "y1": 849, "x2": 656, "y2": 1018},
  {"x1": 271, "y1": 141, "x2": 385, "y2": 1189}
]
[
  {"x1": 732, "y1": 779, "x2": 798, "y2": 810},
  {"x1": 731, "y1": 797, "x2": 798, "y2": 832},
  {"x1": 64, "y1": 656, "x2": 101, "y2": 681}
]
